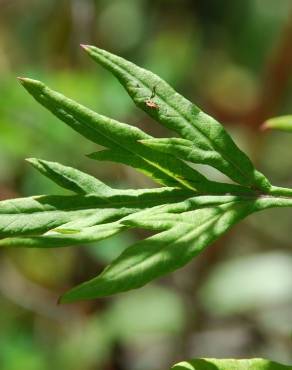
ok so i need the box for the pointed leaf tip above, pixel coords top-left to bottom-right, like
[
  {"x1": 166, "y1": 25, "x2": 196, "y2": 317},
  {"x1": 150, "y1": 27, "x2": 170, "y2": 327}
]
[
  {"x1": 80, "y1": 44, "x2": 98, "y2": 58},
  {"x1": 25, "y1": 158, "x2": 39, "y2": 168},
  {"x1": 25, "y1": 157, "x2": 46, "y2": 168},
  {"x1": 17, "y1": 77, "x2": 45, "y2": 92},
  {"x1": 261, "y1": 115, "x2": 292, "y2": 132},
  {"x1": 17, "y1": 77, "x2": 41, "y2": 87},
  {"x1": 17, "y1": 77, "x2": 26, "y2": 84},
  {"x1": 25, "y1": 157, "x2": 37, "y2": 163},
  {"x1": 260, "y1": 122, "x2": 269, "y2": 132},
  {"x1": 80, "y1": 44, "x2": 91, "y2": 51},
  {"x1": 58, "y1": 292, "x2": 75, "y2": 304},
  {"x1": 17, "y1": 77, "x2": 36, "y2": 83}
]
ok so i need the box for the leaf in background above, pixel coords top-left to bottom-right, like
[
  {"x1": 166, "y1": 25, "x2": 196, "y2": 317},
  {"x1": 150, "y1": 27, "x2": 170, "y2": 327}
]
[
  {"x1": 262, "y1": 115, "x2": 292, "y2": 132},
  {"x1": 172, "y1": 358, "x2": 292, "y2": 370},
  {"x1": 199, "y1": 252, "x2": 292, "y2": 315}
]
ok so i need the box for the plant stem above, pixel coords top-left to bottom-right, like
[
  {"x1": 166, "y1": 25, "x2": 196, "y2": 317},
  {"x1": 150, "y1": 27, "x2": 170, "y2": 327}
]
[{"x1": 268, "y1": 185, "x2": 292, "y2": 197}]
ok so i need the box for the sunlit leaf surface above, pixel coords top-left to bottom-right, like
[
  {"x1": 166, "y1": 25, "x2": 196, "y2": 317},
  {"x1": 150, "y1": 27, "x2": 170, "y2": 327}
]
[{"x1": 1, "y1": 47, "x2": 292, "y2": 302}]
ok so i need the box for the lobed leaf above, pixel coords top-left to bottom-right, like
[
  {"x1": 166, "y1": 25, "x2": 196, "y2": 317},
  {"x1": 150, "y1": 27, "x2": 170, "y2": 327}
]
[
  {"x1": 60, "y1": 197, "x2": 255, "y2": 302},
  {"x1": 82, "y1": 45, "x2": 270, "y2": 190},
  {"x1": 0, "y1": 165, "x2": 190, "y2": 240},
  {"x1": 18, "y1": 77, "x2": 215, "y2": 192},
  {"x1": 5, "y1": 47, "x2": 292, "y2": 302}
]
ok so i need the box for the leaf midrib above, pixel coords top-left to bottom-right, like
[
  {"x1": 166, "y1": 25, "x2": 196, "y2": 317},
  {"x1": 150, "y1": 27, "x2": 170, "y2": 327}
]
[{"x1": 2, "y1": 192, "x2": 192, "y2": 215}]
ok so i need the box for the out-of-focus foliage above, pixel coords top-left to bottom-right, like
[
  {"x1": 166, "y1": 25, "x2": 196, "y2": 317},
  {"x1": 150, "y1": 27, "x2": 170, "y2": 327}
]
[
  {"x1": 262, "y1": 116, "x2": 292, "y2": 132},
  {"x1": 172, "y1": 358, "x2": 292, "y2": 370},
  {"x1": 199, "y1": 252, "x2": 292, "y2": 314},
  {"x1": 1, "y1": 1, "x2": 292, "y2": 369}
]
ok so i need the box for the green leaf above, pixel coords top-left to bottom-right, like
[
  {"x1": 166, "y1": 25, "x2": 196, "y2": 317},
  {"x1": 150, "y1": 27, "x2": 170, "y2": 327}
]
[
  {"x1": 139, "y1": 137, "x2": 244, "y2": 179},
  {"x1": 0, "y1": 166, "x2": 189, "y2": 240},
  {"x1": 61, "y1": 191, "x2": 292, "y2": 301},
  {"x1": 60, "y1": 197, "x2": 255, "y2": 302},
  {"x1": 171, "y1": 358, "x2": 292, "y2": 370},
  {"x1": 82, "y1": 45, "x2": 270, "y2": 190},
  {"x1": 18, "y1": 77, "x2": 211, "y2": 191},
  {"x1": 4, "y1": 47, "x2": 292, "y2": 302},
  {"x1": 0, "y1": 221, "x2": 126, "y2": 248},
  {"x1": 88, "y1": 149, "x2": 256, "y2": 196},
  {"x1": 262, "y1": 115, "x2": 292, "y2": 132},
  {"x1": 26, "y1": 158, "x2": 113, "y2": 195}
]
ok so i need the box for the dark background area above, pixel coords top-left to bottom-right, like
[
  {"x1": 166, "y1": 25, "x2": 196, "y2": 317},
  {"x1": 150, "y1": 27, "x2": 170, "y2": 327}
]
[{"x1": 0, "y1": 1, "x2": 292, "y2": 369}]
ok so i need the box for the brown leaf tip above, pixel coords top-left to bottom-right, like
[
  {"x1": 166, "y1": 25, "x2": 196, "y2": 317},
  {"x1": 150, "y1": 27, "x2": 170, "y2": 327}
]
[{"x1": 260, "y1": 121, "x2": 270, "y2": 132}]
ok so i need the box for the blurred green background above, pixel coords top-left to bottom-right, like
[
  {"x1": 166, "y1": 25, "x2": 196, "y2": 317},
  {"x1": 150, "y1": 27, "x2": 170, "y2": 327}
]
[{"x1": 0, "y1": 1, "x2": 292, "y2": 369}]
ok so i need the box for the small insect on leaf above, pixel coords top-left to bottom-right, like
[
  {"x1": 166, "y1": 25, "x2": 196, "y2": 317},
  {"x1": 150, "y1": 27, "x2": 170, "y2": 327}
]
[
  {"x1": 145, "y1": 100, "x2": 159, "y2": 109},
  {"x1": 145, "y1": 85, "x2": 159, "y2": 109}
]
